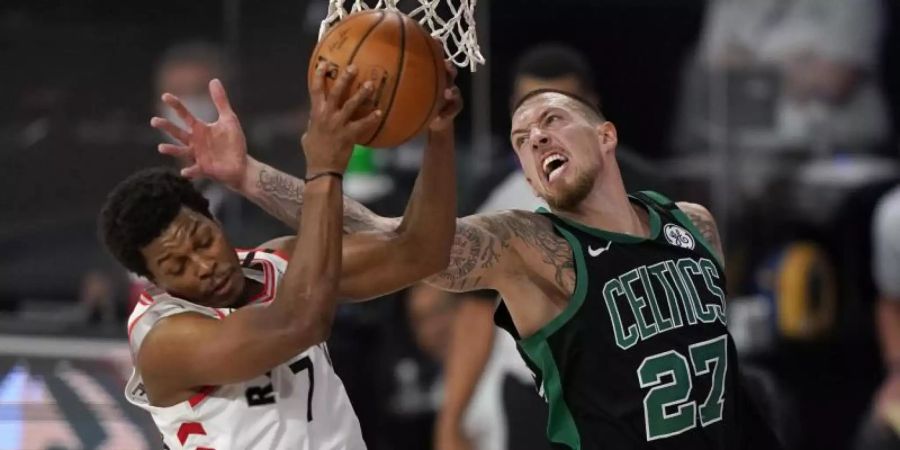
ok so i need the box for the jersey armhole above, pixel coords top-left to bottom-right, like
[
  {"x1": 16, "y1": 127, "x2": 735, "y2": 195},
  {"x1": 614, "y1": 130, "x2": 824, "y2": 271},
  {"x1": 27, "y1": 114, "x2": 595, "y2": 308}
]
[{"x1": 517, "y1": 224, "x2": 589, "y2": 351}]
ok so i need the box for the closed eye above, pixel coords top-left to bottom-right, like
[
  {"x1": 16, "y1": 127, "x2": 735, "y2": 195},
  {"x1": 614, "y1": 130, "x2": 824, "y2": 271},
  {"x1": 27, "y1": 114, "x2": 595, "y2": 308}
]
[
  {"x1": 197, "y1": 235, "x2": 213, "y2": 249},
  {"x1": 169, "y1": 261, "x2": 186, "y2": 276},
  {"x1": 196, "y1": 229, "x2": 214, "y2": 249}
]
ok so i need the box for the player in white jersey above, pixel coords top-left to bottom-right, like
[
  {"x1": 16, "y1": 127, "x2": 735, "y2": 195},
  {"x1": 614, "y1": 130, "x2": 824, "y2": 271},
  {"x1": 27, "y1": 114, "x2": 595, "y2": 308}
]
[
  {"x1": 125, "y1": 249, "x2": 366, "y2": 449},
  {"x1": 100, "y1": 62, "x2": 461, "y2": 450}
]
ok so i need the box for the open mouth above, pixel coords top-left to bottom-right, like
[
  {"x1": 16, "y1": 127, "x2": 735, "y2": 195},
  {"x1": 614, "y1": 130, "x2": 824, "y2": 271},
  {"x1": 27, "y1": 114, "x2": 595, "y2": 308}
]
[{"x1": 541, "y1": 152, "x2": 570, "y2": 183}]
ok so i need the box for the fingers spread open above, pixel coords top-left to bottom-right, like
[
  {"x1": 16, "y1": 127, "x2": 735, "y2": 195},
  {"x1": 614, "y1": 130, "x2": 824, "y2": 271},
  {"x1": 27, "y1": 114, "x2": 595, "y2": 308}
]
[
  {"x1": 209, "y1": 79, "x2": 235, "y2": 117},
  {"x1": 180, "y1": 164, "x2": 203, "y2": 179},
  {"x1": 150, "y1": 117, "x2": 191, "y2": 144},
  {"x1": 161, "y1": 94, "x2": 199, "y2": 128},
  {"x1": 158, "y1": 143, "x2": 191, "y2": 159}
]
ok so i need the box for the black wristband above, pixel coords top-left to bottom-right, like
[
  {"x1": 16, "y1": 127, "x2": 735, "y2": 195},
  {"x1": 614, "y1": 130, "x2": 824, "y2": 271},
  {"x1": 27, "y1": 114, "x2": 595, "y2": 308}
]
[{"x1": 304, "y1": 171, "x2": 344, "y2": 183}]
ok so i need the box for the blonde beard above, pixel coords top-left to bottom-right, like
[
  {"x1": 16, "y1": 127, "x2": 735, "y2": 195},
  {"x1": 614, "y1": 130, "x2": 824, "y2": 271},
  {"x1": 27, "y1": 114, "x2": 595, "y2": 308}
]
[{"x1": 544, "y1": 169, "x2": 597, "y2": 211}]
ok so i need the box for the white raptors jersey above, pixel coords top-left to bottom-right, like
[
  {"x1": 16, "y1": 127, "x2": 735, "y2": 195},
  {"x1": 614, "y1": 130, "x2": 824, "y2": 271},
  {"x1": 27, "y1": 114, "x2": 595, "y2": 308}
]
[{"x1": 125, "y1": 248, "x2": 366, "y2": 450}]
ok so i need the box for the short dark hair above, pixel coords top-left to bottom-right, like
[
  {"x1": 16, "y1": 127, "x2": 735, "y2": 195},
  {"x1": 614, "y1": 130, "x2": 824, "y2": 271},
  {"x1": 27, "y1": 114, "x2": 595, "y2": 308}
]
[
  {"x1": 98, "y1": 168, "x2": 213, "y2": 277},
  {"x1": 512, "y1": 43, "x2": 596, "y2": 94},
  {"x1": 512, "y1": 88, "x2": 605, "y2": 123}
]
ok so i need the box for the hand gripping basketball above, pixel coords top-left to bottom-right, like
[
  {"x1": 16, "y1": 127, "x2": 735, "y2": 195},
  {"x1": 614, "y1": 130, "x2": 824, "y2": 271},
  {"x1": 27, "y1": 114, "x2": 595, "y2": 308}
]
[
  {"x1": 310, "y1": 11, "x2": 447, "y2": 148},
  {"x1": 428, "y1": 59, "x2": 463, "y2": 133},
  {"x1": 302, "y1": 62, "x2": 382, "y2": 174}
]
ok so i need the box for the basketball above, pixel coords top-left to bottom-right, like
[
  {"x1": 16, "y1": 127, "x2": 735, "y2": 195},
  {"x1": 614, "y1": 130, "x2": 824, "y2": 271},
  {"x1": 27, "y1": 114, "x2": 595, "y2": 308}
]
[{"x1": 309, "y1": 10, "x2": 446, "y2": 148}]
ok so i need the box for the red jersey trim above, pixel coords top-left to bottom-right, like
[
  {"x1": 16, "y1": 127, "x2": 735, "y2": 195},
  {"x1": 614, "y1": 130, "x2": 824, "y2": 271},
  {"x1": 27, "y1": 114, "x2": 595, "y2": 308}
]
[
  {"x1": 188, "y1": 385, "x2": 218, "y2": 408},
  {"x1": 138, "y1": 293, "x2": 153, "y2": 306},
  {"x1": 247, "y1": 258, "x2": 276, "y2": 304},
  {"x1": 270, "y1": 248, "x2": 290, "y2": 262},
  {"x1": 177, "y1": 421, "x2": 207, "y2": 445}
]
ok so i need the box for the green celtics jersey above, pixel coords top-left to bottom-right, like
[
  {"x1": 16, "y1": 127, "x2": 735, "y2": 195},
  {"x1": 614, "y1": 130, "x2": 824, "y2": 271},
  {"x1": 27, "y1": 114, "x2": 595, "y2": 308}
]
[{"x1": 495, "y1": 192, "x2": 780, "y2": 450}]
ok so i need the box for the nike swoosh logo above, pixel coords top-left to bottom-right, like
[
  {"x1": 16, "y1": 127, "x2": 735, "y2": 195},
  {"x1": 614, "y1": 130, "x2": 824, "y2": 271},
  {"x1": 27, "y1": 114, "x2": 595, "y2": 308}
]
[{"x1": 588, "y1": 241, "x2": 612, "y2": 257}]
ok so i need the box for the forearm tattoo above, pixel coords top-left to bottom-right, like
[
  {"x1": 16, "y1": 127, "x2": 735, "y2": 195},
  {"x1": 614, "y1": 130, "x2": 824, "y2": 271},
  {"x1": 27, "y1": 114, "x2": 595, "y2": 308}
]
[
  {"x1": 256, "y1": 168, "x2": 304, "y2": 227},
  {"x1": 255, "y1": 168, "x2": 394, "y2": 233}
]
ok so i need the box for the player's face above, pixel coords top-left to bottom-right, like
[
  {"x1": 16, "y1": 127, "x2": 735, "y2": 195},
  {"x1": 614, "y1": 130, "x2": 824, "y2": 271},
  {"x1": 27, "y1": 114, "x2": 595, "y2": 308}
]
[
  {"x1": 141, "y1": 208, "x2": 245, "y2": 308},
  {"x1": 510, "y1": 93, "x2": 615, "y2": 210}
]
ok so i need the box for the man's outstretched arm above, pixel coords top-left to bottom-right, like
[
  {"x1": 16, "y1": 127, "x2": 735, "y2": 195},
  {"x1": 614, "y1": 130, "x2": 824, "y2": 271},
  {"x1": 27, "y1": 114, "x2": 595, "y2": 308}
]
[
  {"x1": 151, "y1": 77, "x2": 396, "y2": 235},
  {"x1": 239, "y1": 158, "x2": 397, "y2": 234},
  {"x1": 152, "y1": 72, "x2": 564, "y2": 296}
]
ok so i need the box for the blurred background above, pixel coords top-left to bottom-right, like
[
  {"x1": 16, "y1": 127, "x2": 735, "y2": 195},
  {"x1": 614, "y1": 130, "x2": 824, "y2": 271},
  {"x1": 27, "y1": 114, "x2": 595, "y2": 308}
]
[{"x1": 1, "y1": 0, "x2": 900, "y2": 449}]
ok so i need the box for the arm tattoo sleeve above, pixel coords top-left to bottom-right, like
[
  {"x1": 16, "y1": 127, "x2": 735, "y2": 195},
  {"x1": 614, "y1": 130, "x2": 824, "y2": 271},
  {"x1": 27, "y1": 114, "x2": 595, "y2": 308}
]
[
  {"x1": 255, "y1": 168, "x2": 305, "y2": 228},
  {"x1": 429, "y1": 220, "x2": 503, "y2": 291},
  {"x1": 254, "y1": 167, "x2": 395, "y2": 233},
  {"x1": 480, "y1": 212, "x2": 574, "y2": 288},
  {"x1": 428, "y1": 211, "x2": 575, "y2": 292}
]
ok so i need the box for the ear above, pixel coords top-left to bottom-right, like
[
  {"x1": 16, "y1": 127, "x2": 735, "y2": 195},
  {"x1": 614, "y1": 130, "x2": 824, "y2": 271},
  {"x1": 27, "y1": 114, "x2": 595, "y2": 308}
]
[{"x1": 595, "y1": 121, "x2": 618, "y2": 154}]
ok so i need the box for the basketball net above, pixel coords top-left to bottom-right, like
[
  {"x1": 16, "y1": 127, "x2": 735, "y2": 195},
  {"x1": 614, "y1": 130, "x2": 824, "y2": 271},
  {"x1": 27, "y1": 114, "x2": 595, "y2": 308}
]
[{"x1": 319, "y1": 0, "x2": 485, "y2": 71}]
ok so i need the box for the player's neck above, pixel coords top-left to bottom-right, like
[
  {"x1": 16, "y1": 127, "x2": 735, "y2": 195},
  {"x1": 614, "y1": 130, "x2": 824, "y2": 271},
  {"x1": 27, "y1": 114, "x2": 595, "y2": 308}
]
[
  {"x1": 554, "y1": 174, "x2": 649, "y2": 238},
  {"x1": 232, "y1": 277, "x2": 265, "y2": 308}
]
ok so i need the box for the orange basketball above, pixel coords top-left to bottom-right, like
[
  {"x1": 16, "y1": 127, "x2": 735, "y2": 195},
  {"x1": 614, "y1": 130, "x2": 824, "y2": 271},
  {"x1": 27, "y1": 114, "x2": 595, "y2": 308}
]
[{"x1": 309, "y1": 10, "x2": 446, "y2": 148}]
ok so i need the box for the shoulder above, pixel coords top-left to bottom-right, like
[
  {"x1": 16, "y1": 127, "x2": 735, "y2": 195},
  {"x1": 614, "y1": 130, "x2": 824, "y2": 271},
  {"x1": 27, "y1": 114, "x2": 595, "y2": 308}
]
[
  {"x1": 674, "y1": 201, "x2": 725, "y2": 264},
  {"x1": 675, "y1": 201, "x2": 715, "y2": 222},
  {"x1": 144, "y1": 312, "x2": 218, "y2": 341},
  {"x1": 136, "y1": 312, "x2": 217, "y2": 372},
  {"x1": 675, "y1": 202, "x2": 721, "y2": 233}
]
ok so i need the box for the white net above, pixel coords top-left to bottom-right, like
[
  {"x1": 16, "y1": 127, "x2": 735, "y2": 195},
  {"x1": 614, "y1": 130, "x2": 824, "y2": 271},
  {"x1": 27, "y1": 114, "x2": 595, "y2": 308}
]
[{"x1": 319, "y1": 0, "x2": 485, "y2": 71}]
